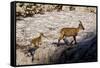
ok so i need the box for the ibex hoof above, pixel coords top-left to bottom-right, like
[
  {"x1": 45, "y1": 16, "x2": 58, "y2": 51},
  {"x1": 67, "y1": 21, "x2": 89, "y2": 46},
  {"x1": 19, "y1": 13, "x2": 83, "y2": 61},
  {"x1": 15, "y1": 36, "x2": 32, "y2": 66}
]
[{"x1": 75, "y1": 42, "x2": 77, "y2": 44}]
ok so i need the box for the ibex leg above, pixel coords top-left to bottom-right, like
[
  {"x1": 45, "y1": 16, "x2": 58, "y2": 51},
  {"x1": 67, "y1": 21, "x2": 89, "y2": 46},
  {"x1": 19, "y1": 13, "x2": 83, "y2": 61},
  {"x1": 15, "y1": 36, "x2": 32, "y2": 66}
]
[
  {"x1": 73, "y1": 36, "x2": 77, "y2": 44},
  {"x1": 58, "y1": 34, "x2": 64, "y2": 46}
]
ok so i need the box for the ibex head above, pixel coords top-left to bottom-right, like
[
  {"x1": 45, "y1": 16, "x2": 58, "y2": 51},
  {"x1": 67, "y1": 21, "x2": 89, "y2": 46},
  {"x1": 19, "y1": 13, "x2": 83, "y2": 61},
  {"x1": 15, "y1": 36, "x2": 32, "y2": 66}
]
[
  {"x1": 40, "y1": 33, "x2": 46, "y2": 38},
  {"x1": 78, "y1": 20, "x2": 85, "y2": 30}
]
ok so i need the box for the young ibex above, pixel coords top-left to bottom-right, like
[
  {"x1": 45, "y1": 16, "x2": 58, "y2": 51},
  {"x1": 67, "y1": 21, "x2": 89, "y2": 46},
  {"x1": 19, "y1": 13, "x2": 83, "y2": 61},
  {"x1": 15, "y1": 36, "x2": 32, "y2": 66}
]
[
  {"x1": 31, "y1": 33, "x2": 45, "y2": 48},
  {"x1": 58, "y1": 20, "x2": 85, "y2": 45}
]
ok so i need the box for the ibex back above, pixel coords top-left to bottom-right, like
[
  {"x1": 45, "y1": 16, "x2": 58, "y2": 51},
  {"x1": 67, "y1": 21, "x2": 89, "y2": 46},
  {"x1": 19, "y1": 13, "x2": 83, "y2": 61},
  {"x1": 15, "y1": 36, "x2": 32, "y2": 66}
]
[{"x1": 58, "y1": 20, "x2": 85, "y2": 45}]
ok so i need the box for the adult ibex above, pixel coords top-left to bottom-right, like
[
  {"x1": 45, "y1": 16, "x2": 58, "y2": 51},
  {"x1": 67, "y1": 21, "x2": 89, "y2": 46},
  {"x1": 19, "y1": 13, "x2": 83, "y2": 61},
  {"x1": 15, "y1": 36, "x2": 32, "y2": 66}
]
[
  {"x1": 58, "y1": 20, "x2": 85, "y2": 45},
  {"x1": 31, "y1": 33, "x2": 46, "y2": 48}
]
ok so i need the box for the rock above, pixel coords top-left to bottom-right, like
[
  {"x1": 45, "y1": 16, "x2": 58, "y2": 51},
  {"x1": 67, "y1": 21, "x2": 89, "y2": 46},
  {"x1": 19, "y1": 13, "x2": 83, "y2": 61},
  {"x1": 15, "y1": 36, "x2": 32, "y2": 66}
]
[{"x1": 55, "y1": 36, "x2": 97, "y2": 63}]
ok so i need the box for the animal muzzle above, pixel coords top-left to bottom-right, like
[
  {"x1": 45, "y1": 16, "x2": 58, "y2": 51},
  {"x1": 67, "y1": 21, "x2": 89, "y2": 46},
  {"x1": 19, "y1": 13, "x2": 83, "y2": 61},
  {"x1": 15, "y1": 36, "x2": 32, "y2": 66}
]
[{"x1": 83, "y1": 27, "x2": 85, "y2": 30}]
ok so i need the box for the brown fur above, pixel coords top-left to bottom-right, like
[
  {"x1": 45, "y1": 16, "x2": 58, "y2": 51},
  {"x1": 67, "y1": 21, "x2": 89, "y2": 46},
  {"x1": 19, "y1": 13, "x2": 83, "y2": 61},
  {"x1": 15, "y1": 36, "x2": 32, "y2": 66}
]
[
  {"x1": 58, "y1": 21, "x2": 85, "y2": 44},
  {"x1": 31, "y1": 33, "x2": 45, "y2": 48}
]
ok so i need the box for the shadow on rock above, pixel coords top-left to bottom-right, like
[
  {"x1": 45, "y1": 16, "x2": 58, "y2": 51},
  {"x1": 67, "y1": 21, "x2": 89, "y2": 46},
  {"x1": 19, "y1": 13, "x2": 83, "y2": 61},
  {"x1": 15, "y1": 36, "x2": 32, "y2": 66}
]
[{"x1": 50, "y1": 35, "x2": 97, "y2": 64}]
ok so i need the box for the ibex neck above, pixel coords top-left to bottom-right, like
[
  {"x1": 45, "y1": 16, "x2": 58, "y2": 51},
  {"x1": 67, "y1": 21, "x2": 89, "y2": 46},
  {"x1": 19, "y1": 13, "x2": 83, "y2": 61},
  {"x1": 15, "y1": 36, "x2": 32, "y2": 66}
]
[
  {"x1": 77, "y1": 27, "x2": 81, "y2": 32},
  {"x1": 39, "y1": 35, "x2": 42, "y2": 38}
]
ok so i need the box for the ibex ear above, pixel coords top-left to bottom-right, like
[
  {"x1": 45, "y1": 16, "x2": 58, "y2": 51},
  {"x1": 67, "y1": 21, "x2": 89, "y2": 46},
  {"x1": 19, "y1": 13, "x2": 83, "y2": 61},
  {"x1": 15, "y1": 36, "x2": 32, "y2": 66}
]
[{"x1": 40, "y1": 32, "x2": 43, "y2": 35}]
